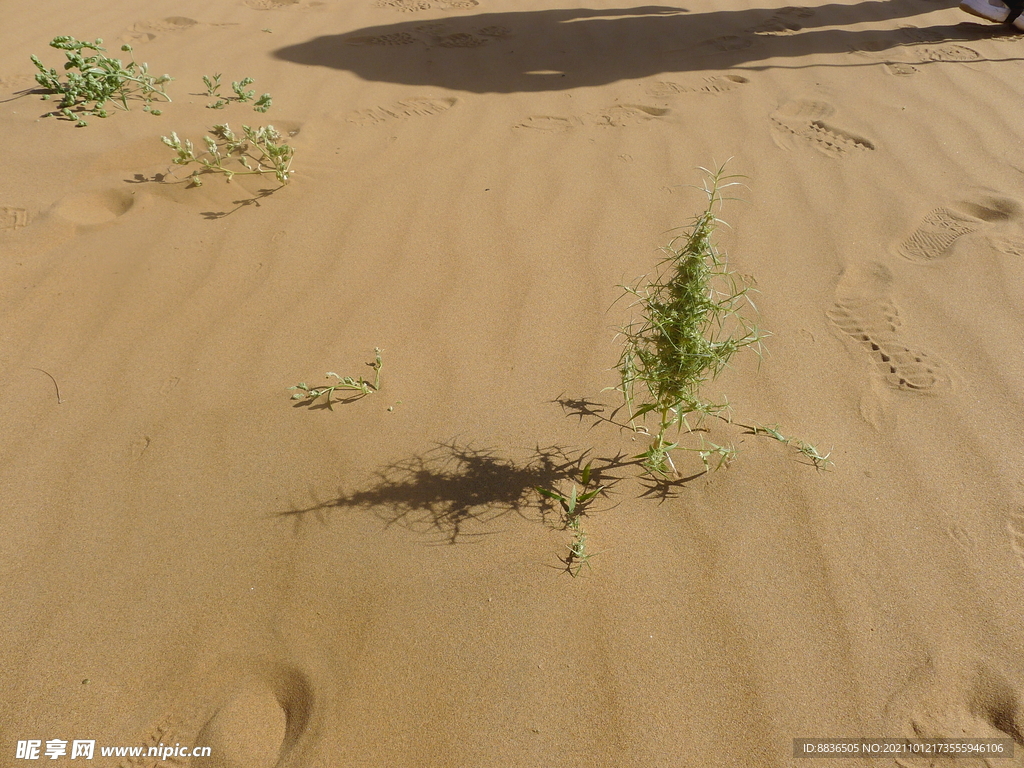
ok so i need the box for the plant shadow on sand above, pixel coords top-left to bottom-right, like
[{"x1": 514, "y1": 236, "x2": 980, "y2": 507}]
[
  {"x1": 200, "y1": 188, "x2": 282, "y2": 220},
  {"x1": 273, "y1": 3, "x2": 1024, "y2": 94},
  {"x1": 125, "y1": 171, "x2": 287, "y2": 219},
  {"x1": 277, "y1": 440, "x2": 636, "y2": 544}
]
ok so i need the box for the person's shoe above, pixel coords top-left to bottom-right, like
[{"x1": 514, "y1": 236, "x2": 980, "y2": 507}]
[{"x1": 960, "y1": 0, "x2": 1024, "y2": 29}]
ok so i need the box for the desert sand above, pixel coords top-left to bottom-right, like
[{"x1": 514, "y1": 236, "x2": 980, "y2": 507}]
[{"x1": 3, "y1": 0, "x2": 1024, "y2": 765}]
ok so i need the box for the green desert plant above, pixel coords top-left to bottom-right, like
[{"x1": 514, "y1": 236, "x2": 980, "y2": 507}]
[
  {"x1": 31, "y1": 36, "x2": 171, "y2": 126},
  {"x1": 746, "y1": 424, "x2": 833, "y2": 471},
  {"x1": 614, "y1": 164, "x2": 765, "y2": 478},
  {"x1": 202, "y1": 73, "x2": 222, "y2": 97},
  {"x1": 161, "y1": 123, "x2": 294, "y2": 185},
  {"x1": 289, "y1": 349, "x2": 382, "y2": 410},
  {"x1": 203, "y1": 73, "x2": 272, "y2": 113},
  {"x1": 535, "y1": 460, "x2": 604, "y2": 577}
]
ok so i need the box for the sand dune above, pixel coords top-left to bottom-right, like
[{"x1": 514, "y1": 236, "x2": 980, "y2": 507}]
[{"x1": 3, "y1": 0, "x2": 1024, "y2": 765}]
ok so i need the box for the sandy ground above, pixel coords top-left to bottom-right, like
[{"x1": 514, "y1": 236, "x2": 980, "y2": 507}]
[{"x1": 4, "y1": 0, "x2": 1024, "y2": 765}]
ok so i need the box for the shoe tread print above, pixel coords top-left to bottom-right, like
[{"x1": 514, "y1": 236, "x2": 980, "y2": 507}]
[
  {"x1": 827, "y1": 261, "x2": 950, "y2": 393},
  {"x1": 770, "y1": 99, "x2": 875, "y2": 156}
]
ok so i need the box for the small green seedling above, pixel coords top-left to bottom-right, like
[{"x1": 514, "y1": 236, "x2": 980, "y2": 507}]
[
  {"x1": 535, "y1": 477, "x2": 604, "y2": 519},
  {"x1": 203, "y1": 74, "x2": 272, "y2": 112},
  {"x1": 162, "y1": 123, "x2": 294, "y2": 185},
  {"x1": 289, "y1": 349, "x2": 382, "y2": 410},
  {"x1": 202, "y1": 73, "x2": 222, "y2": 97},
  {"x1": 535, "y1": 461, "x2": 605, "y2": 577},
  {"x1": 31, "y1": 36, "x2": 171, "y2": 125}
]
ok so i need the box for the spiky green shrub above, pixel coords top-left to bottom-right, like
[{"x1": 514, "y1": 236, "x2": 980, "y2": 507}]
[{"x1": 616, "y1": 165, "x2": 766, "y2": 477}]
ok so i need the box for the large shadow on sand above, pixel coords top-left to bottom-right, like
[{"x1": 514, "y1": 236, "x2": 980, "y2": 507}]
[{"x1": 272, "y1": 3, "x2": 1014, "y2": 94}]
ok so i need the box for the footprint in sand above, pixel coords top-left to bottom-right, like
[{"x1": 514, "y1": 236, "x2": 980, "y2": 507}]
[
  {"x1": 159, "y1": 376, "x2": 180, "y2": 397},
  {"x1": 346, "y1": 96, "x2": 457, "y2": 125},
  {"x1": 748, "y1": 5, "x2": 815, "y2": 35},
  {"x1": 244, "y1": 0, "x2": 302, "y2": 9},
  {"x1": 884, "y1": 61, "x2": 920, "y2": 75},
  {"x1": 346, "y1": 22, "x2": 501, "y2": 47},
  {"x1": 885, "y1": 656, "x2": 1024, "y2": 767},
  {"x1": 770, "y1": 99, "x2": 875, "y2": 156},
  {"x1": 915, "y1": 44, "x2": 982, "y2": 62},
  {"x1": 513, "y1": 115, "x2": 582, "y2": 132},
  {"x1": 195, "y1": 666, "x2": 312, "y2": 768},
  {"x1": 435, "y1": 31, "x2": 488, "y2": 47},
  {"x1": 130, "y1": 436, "x2": 151, "y2": 462},
  {"x1": 848, "y1": 39, "x2": 919, "y2": 73},
  {"x1": 345, "y1": 31, "x2": 418, "y2": 45},
  {"x1": 1, "y1": 207, "x2": 29, "y2": 231},
  {"x1": 52, "y1": 190, "x2": 137, "y2": 227},
  {"x1": 592, "y1": 104, "x2": 670, "y2": 126},
  {"x1": 376, "y1": 0, "x2": 478, "y2": 10},
  {"x1": 515, "y1": 105, "x2": 669, "y2": 131},
  {"x1": 827, "y1": 261, "x2": 950, "y2": 393},
  {"x1": 124, "y1": 663, "x2": 313, "y2": 768},
  {"x1": 378, "y1": 0, "x2": 432, "y2": 9},
  {"x1": 644, "y1": 74, "x2": 749, "y2": 97},
  {"x1": 245, "y1": 0, "x2": 327, "y2": 10},
  {"x1": 194, "y1": 683, "x2": 284, "y2": 767},
  {"x1": 699, "y1": 34, "x2": 755, "y2": 52},
  {"x1": 894, "y1": 27, "x2": 983, "y2": 61},
  {"x1": 120, "y1": 17, "x2": 198, "y2": 44},
  {"x1": 896, "y1": 197, "x2": 1022, "y2": 262},
  {"x1": 897, "y1": 209, "x2": 977, "y2": 261}
]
